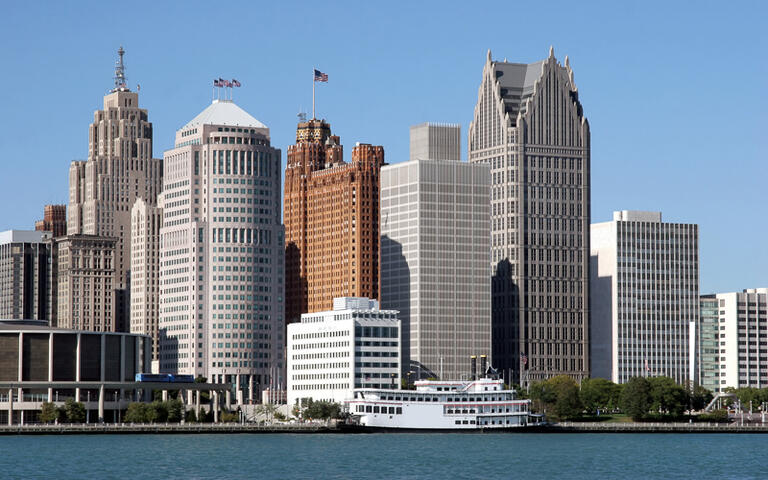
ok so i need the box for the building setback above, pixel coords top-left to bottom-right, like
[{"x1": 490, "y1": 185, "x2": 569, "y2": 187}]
[
  {"x1": 701, "y1": 288, "x2": 768, "y2": 391},
  {"x1": 68, "y1": 47, "x2": 163, "y2": 332},
  {"x1": 34, "y1": 205, "x2": 67, "y2": 238},
  {"x1": 53, "y1": 235, "x2": 117, "y2": 332},
  {"x1": 284, "y1": 119, "x2": 383, "y2": 323},
  {"x1": 381, "y1": 123, "x2": 490, "y2": 381},
  {"x1": 697, "y1": 295, "x2": 720, "y2": 392},
  {"x1": 130, "y1": 198, "x2": 162, "y2": 364},
  {"x1": 591, "y1": 211, "x2": 699, "y2": 384},
  {"x1": 287, "y1": 297, "x2": 400, "y2": 405},
  {"x1": 0, "y1": 231, "x2": 52, "y2": 322},
  {"x1": 158, "y1": 99, "x2": 285, "y2": 403},
  {"x1": 468, "y1": 48, "x2": 591, "y2": 385}
]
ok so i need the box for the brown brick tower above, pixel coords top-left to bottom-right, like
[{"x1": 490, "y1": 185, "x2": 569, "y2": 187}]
[
  {"x1": 284, "y1": 119, "x2": 383, "y2": 323},
  {"x1": 34, "y1": 204, "x2": 67, "y2": 238}
]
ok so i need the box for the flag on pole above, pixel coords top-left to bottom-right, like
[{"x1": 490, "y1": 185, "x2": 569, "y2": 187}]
[
  {"x1": 232, "y1": 79, "x2": 241, "y2": 87},
  {"x1": 520, "y1": 353, "x2": 528, "y2": 367},
  {"x1": 224, "y1": 80, "x2": 233, "y2": 88},
  {"x1": 313, "y1": 69, "x2": 328, "y2": 82},
  {"x1": 213, "y1": 79, "x2": 221, "y2": 87}
]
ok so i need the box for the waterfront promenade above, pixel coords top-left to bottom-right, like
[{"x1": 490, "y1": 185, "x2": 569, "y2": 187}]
[{"x1": 4, "y1": 420, "x2": 768, "y2": 435}]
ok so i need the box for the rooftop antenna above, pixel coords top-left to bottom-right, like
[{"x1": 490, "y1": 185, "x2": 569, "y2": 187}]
[{"x1": 113, "y1": 46, "x2": 127, "y2": 92}]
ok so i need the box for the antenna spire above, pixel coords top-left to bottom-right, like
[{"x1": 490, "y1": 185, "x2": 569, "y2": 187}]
[{"x1": 113, "y1": 46, "x2": 128, "y2": 92}]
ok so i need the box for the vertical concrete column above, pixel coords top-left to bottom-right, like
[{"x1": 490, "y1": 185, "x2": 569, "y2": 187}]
[
  {"x1": 195, "y1": 391, "x2": 201, "y2": 418},
  {"x1": 225, "y1": 389, "x2": 231, "y2": 410},
  {"x1": 236, "y1": 375, "x2": 242, "y2": 405},
  {"x1": 98, "y1": 384, "x2": 105, "y2": 423},
  {"x1": 75, "y1": 333, "x2": 81, "y2": 402},
  {"x1": 248, "y1": 375, "x2": 254, "y2": 404},
  {"x1": 162, "y1": 390, "x2": 168, "y2": 402},
  {"x1": 17, "y1": 333, "x2": 23, "y2": 403},
  {"x1": 213, "y1": 391, "x2": 219, "y2": 423},
  {"x1": 8, "y1": 388, "x2": 13, "y2": 425},
  {"x1": 48, "y1": 332, "x2": 54, "y2": 402}
]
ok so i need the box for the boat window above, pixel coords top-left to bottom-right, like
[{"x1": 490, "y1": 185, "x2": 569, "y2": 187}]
[
  {"x1": 373, "y1": 406, "x2": 380, "y2": 413},
  {"x1": 395, "y1": 396, "x2": 401, "y2": 401},
  {"x1": 470, "y1": 420, "x2": 476, "y2": 424},
  {"x1": 389, "y1": 407, "x2": 395, "y2": 414},
  {"x1": 462, "y1": 420, "x2": 469, "y2": 425},
  {"x1": 396, "y1": 407, "x2": 402, "y2": 414},
  {"x1": 366, "y1": 406, "x2": 372, "y2": 413},
  {"x1": 455, "y1": 420, "x2": 461, "y2": 425},
  {"x1": 447, "y1": 409, "x2": 453, "y2": 414}
]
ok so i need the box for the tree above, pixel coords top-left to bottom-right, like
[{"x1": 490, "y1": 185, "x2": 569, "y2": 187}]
[
  {"x1": 580, "y1": 378, "x2": 620, "y2": 414},
  {"x1": 690, "y1": 384, "x2": 714, "y2": 411},
  {"x1": 528, "y1": 376, "x2": 582, "y2": 420},
  {"x1": 166, "y1": 399, "x2": 183, "y2": 423},
  {"x1": 185, "y1": 408, "x2": 198, "y2": 423},
  {"x1": 303, "y1": 400, "x2": 341, "y2": 420},
  {"x1": 648, "y1": 376, "x2": 688, "y2": 416},
  {"x1": 63, "y1": 399, "x2": 86, "y2": 423},
  {"x1": 40, "y1": 402, "x2": 58, "y2": 423},
  {"x1": 620, "y1": 377, "x2": 650, "y2": 420},
  {"x1": 125, "y1": 402, "x2": 149, "y2": 423}
]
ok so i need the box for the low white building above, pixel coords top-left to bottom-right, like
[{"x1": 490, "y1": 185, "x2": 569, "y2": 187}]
[{"x1": 287, "y1": 297, "x2": 400, "y2": 406}]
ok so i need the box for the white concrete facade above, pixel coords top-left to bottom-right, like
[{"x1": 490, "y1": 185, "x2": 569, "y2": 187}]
[
  {"x1": 708, "y1": 288, "x2": 768, "y2": 390},
  {"x1": 381, "y1": 124, "x2": 490, "y2": 381},
  {"x1": 590, "y1": 211, "x2": 699, "y2": 384},
  {"x1": 158, "y1": 99, "x2": 285, "y2": 404},
  {"x1": 287, "y1": 297, "x2": 400, "y2": 405},
  {"x1": 130, "y1": 198, "x2": 162, "y2": 364}
]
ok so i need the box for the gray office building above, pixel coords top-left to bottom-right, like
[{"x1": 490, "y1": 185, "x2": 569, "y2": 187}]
[
  {"x1": 591, "y1": 211, "x2": 699, "y2": 384},
  {"x1": 381, "y1": 123, "x2": 490, "y2": 381},
  {"x1": 468, "y1": 48, "x2": 591, "y2": 385},
  {"x1": 0, "y1": 231, "x2": 52, "y2": 322}
]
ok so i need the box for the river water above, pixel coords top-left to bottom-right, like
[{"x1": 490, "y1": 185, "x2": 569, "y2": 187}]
[{"x1": 3, "y1": 433, "x2": 766, "y2": 479}]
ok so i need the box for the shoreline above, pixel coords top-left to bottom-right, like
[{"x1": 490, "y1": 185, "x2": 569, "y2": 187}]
[{"x1": 3, "y1": 421, "x2": 768, "y2": 435}]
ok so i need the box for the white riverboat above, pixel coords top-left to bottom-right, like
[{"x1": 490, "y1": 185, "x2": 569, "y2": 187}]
[{"x1": 345, "y1": 377, "x2": 532, "y2": 431}]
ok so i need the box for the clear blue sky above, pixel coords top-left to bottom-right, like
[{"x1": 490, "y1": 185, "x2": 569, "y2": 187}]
[{"x1": 0, "y1": 0, "x2": 765, "y2": 294}]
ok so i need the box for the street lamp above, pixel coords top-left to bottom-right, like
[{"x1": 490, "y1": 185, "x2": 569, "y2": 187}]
[{"x1": 86, "y1": 391, "x2": 90, "y2": 424}]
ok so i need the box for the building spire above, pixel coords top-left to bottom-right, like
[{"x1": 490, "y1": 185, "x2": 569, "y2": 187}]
[{"x1": 113, "y1": 46, "x2": 128, "y2": 92}]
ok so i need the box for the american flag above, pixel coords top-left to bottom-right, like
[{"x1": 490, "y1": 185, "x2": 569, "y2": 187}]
[
  {"x1": 313, "y1": 69, "x2": 328, "y2": 82},
  {"x1": 520, "y1": 353, "x2": 528, "y2": 366},
  {"x1": 213, "y1": 79, "x2": 221, "y2": 87},
  {"x1": 224, "y1": 79, "x2": 233, "y2": 88},
  {"x1": 232, "y1": 79, "x2": 241, "y2": 87}
]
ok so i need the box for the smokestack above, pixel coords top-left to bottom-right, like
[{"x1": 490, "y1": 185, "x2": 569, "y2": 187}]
[
  {"x1": 480, "y1": 355, "x2": 487, "y2": 378},
  {"x1": 470, "y1": 355, "x2": 477, "y2": 380}
]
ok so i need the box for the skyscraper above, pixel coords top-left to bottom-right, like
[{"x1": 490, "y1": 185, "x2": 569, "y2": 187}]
[
  {"x1": 34, "y1": 205, "x2": 67, "y2": 238},
  {"x1": 284, "y1": 119, "x2": 383, "y2": 323},
  {"x1": 468, "y1": 48, "x2": 591, "y2": 385},
  {"x1": 130, "y1": 198, "x2": 162, "y2": 363},
  {"x1": 158, "y1": 98, "x2": 285, "y2": 403},
  {"x1": 0, "y1": 230, "x2": 52, "y2": 321},
  {"x1": 591, "y1": 211, "x2": 699, "y2": 384},
  {"x1": 68, "y1": 47, "x2": 163, "y2": 331},
  {"x1": 381, "y1": 123, "x2": 490, "y2": 380}
]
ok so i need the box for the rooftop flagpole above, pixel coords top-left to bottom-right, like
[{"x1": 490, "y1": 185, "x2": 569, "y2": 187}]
[{"x1": 312, "y1": 67, "x2": 315, "y2": 120}]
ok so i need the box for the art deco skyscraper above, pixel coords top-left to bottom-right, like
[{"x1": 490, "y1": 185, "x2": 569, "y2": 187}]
[
  {"x1": 284, "y1": 119, "x2": 383, "y2": 323},
  {"x1": 68, "y1": 47, "x2": 163, "y2": 331},
  {"x1": 158, "y1": 99, "x2": 285, "y2": 403},
  {"x1": 34, "y1": 205, "x2": 67, "y2": 238},
  {"x1": 468, "y1": 48, "x2": 590, "y2": 385}
]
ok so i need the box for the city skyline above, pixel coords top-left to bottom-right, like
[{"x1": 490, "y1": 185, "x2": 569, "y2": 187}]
[{"x1": 1, "y1": 1, "x2": 766, "y2": 296}]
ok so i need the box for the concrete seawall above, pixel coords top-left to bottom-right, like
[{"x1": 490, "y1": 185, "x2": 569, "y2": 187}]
[
  {"x1": 537, "y1": 422, "x2": 768, "y2": 434},
  {"x1": 0, "y1": 423, "x2": 339, "y2": 435}
]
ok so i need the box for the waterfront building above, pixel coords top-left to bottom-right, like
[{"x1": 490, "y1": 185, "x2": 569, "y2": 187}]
[
  {"x1": 158, "y1": 98, "x2": 285, "y2": 404},
  {"x1": 697, "y1": 295, "x2": 720, "y2": 392},
  {"x1": 34, "y1": 205, "x2": 67, "y2": 238},
  {"x1": 0, "y1": 319, "x2": 151, "y2": 425},
  {"x1": 53, "y1": 235, "x2": 117, "y2": 332},
  {"x1": 0, "y1": 231, "x2": 52, "y2": 322},
  {"x1": 67, "y1": 47, "x2": 163, "y2": 332},
  {"x1": 468, "y1": 47, "x2": 591, "y2": 385},
  {"x1": 381, "y1": 123, "x2": 490, "y2": 380},
  {"x1": 703, "y1": 288, "x2": 768, "y2": 390},
  {"x1": 287, "y1": 297, "x2": 400, "y2": 405},
  {"x1": 590, "y1": 211, "x2": 699, "y2": 384},
  {"x1": 130, "y1": 198, "x2": 162, "y2": 365},
  {"x1": 284, "y1": 119, "x2": 384, "y2": 323}
]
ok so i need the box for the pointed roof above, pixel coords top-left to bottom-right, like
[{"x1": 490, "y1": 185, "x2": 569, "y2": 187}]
[
  {"x1": 491, "y1": 60, "x2": 545, "y2": 120},
  {"x1": 181, "y1": 100, "x2": 267, "y2": 130}
]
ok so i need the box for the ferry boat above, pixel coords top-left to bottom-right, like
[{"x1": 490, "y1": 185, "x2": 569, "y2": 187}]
[{"x1": 344, "y1": 377, "x2": 532, "y2": 431}]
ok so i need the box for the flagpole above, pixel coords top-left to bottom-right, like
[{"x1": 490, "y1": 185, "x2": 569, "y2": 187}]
[{"x1": 312, "y1": 68, "x2": 315, "y2": 120}]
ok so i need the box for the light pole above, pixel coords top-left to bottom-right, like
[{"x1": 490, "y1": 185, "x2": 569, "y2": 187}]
[{"x1": 86, "y1": 391, "x2": 90, "y2": 424}]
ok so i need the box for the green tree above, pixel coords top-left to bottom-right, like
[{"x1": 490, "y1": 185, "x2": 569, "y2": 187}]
[
  {"x1": 690, "y1": 383, "x2": 714, "y2": 411},
  {"x1": 303, "y1": 400, "x2": 341, "y2": 420},
  {"x1": 63, "y1": 399, "x2": 86, "y2": 423},
  {"x1": 147, "y1": 402, "x2": 163, "y2": 423},
  {"x1": 620, "y1": 377, "x2": 650, "y2": 420},
  {"x1": 184, "y1": 408, "x2": 198, "y2": 423},
  {"x1": 220, "y1": 410, "x2": 239, "y2": 422},
  {"x1": 166, "y1": 399, "x2": 183, "y2": 422},
  {"x1": 648, "y1": 376, "x2": 689, "y2": 416},
  {"x1": 125, "y1": 402, "x2": 149, "y2": 423},
  {"x1": 39, "y1": 402, "x2": 58, "y2": 423},
  {"x1": 548, "y1": 376, "x2": 583, "y2": 420},
  {"x1": 580, "y1": 378, "x2": 620, "y2": 414}
]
